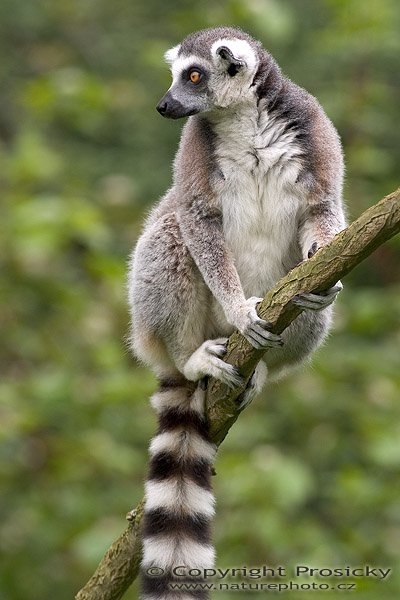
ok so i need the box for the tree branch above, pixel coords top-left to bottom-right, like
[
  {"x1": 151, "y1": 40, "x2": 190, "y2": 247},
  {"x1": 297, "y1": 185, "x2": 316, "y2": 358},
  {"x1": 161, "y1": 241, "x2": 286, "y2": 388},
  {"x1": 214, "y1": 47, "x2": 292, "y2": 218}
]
[
  {"x1": 76, "y1": 187, "x2": 400, "y2": 600},
  {"x1": 207, "y1": 187, "x2": 400, "y2": 442}
]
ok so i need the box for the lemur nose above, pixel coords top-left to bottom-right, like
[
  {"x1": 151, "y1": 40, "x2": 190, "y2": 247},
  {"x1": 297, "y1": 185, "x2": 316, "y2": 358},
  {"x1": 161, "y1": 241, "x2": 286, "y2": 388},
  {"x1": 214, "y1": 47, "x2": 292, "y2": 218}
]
[{"x1": 156, "y1": 101, "x2": 168, "y2": 115}]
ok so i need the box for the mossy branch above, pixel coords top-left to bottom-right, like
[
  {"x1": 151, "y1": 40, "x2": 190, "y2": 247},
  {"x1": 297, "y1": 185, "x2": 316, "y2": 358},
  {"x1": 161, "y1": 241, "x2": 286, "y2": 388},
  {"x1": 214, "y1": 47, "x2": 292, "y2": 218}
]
[{"x1": 76, "y1": 187, "x2": 400, "y2": 600}]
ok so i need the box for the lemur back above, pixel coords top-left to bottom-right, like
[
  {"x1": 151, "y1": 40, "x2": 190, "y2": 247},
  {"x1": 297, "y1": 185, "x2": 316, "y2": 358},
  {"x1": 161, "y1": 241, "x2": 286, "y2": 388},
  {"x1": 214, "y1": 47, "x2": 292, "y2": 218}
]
[{"x1": 128, "y1": 26, "x2": 345, "y2": 599}]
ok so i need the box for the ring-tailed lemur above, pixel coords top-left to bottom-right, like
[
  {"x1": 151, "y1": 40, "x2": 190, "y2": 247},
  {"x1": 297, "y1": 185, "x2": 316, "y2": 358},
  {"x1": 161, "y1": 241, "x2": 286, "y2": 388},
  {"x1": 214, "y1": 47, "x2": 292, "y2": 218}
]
[{"x1": 128, "y1": 27, "x2": 345, "y2": 599}]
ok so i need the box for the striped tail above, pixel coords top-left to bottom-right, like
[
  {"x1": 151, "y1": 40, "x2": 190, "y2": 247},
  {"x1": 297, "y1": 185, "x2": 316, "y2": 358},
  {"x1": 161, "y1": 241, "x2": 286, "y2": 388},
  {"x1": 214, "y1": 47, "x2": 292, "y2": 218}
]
[{"x1": 140, "y1": 379, "x2": 216, "y2": 600}]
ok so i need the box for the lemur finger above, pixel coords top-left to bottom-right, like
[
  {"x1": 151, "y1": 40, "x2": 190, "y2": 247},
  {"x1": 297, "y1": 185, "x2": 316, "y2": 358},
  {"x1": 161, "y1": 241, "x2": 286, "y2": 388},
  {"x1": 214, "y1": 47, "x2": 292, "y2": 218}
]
[
  {"x1": 251, "y1": 322, "x2": 282, "y2": 342},
  {"x1": 236, "y1": 386, "x2": 256, "y2": 410},
  {"x1": 207, "y1": 343, "x2": 227, "y2": 357},
  {"x1": 292, "y1": 290, "x2": 339, "y2": 311},
  {"x1": 243, "y1": 331, "x2": 263, "y2": 348},
  {"x1": 219, "y1": 364, "x2": 244, "y2": 389},
  {"x1": 319, "y1": 291, "x2": 340, "y2": 304},
  {"x1": 296, "y1": 292, "x2": 329, "y2": 303},
  {"x1": 245, "y1": 331, "x2": 268, "y2": 348},
  {"x1": 245, "y1": 329, "x2": 283, "y2": 349},
  {"x1": 253, "y1": 317, "x2": 274, "y2": 331},
  {"x1": 292, "y1": 298, "x2": 325, "y2": 311},
  {"x1": 305, "y1": 287, "x2": 341, "y2": 303},
  {"x1": 307, "y1": 241, "x2": 319, "y2": 259},
  {"x1": 320, "y1": 282, "x2": 343, "y2": 296},
  {"x1": 205, "y1": 337, "x2": 228, "y2": 357},
  {"x1": 208, "y1": 355, "x2": 244, "y2": 388},
  {"x1": 199, "y1": 376, "x2": 209, "y2": 390}
]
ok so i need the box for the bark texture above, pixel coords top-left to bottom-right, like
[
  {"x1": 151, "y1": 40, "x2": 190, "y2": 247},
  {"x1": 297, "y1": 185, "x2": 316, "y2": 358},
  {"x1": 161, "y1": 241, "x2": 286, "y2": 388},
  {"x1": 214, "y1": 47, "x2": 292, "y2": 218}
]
[{"x1": 76, "y1": 187, "x2": 400, "y2": 600}]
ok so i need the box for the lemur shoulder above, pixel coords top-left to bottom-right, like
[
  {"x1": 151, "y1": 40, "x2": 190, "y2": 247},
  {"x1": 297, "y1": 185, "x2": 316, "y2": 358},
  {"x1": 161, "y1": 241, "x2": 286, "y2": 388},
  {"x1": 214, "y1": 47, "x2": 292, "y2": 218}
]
[{"x1": 128, "y1": 27, "x2": 345, "y2": 600}]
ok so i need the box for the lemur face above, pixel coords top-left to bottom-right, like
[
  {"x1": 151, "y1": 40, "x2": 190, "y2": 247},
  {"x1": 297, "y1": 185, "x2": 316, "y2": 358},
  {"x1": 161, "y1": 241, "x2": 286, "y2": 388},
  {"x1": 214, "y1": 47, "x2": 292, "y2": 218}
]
[
  {"x1": 156, "y1": 49, "x2": 212, "y2": 119},
  {"x1": 156, "y1": 29, "x2": 260, "y2": 119}
]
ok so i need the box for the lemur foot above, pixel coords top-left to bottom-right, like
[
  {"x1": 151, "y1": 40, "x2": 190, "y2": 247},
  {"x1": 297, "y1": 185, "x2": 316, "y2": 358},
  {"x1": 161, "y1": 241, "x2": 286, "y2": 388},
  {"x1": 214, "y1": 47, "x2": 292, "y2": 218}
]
[
  {"x1": 240, "y1": 297, "x2": 283, "y2": 350},
  {"x1": 236, "y1": 361, "x2": 267, "y2": 410},
  {"x1": 292, "y1": 281, "x2": 343, "y2": 311},
  {"x1": 183, "y1": 338, "x2": 244, "y2": 389}
]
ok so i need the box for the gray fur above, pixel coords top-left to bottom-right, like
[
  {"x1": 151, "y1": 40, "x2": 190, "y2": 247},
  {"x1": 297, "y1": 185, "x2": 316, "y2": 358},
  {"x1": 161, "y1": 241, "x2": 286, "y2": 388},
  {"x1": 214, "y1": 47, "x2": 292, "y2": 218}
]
[{"x1": 129, "y1": 27, "x2": 346, "y2": 599}]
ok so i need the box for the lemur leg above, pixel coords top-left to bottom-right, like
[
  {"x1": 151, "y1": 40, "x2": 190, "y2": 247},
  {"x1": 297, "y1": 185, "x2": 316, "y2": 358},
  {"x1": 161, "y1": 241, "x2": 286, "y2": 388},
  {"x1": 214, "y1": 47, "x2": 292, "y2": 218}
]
[
  {"x1": 264, "y1": 307, "x2": 334, "y2": 382},
  {"x1": 164, "y1": 298, "x2": 243, "y2": 388},
  {"x1": 131, "y1": 212, "x2": 247, "y2": 387}
]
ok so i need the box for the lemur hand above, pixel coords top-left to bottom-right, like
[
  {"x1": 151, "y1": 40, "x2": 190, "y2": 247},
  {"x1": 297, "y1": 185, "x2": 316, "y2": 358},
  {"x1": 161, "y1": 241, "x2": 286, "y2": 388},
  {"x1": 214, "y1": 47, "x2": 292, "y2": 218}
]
[
  {"x1": 292, "y1": 282, "x2": 343, "y2": 311},
  {"x1": 293, "y1": 242, "x2": 343, "y2": 310},
  {"x1": 232, "y1": 297, "x2": 284, "y2": 350}
]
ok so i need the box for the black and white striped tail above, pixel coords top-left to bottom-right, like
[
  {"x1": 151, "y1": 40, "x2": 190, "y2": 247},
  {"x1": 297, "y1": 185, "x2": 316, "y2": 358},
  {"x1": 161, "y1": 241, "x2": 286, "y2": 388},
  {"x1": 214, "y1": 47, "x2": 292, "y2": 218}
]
[{"x1": 140, "y1": 379, "x2": 216, "y2": 600}]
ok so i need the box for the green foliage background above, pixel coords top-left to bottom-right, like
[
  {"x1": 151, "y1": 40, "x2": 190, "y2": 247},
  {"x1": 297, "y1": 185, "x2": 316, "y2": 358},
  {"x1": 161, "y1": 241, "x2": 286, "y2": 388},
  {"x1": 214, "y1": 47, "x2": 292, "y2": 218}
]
[{"x1": 1, "y1": 1, "x2": 399, "y2": 599}]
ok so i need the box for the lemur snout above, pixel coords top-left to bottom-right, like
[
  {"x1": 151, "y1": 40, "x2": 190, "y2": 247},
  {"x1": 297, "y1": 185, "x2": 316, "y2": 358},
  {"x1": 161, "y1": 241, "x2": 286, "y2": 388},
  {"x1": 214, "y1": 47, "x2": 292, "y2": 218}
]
[
  {"x1": 156, "y1": 91, "x2": 183, "y2": 118},
  {"x1": 156, "y1": 99, "x2": 168, "y2": 115},
  {"x1": 156, "y1": 91, "x2": 197, "y2": 119}
]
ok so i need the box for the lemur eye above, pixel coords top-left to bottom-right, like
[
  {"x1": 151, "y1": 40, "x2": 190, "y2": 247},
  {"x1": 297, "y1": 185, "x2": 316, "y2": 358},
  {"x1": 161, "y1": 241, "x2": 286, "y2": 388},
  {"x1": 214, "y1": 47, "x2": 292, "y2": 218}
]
[{"x1": 189, "y1": 69, "x2": 202, "y2": 84}]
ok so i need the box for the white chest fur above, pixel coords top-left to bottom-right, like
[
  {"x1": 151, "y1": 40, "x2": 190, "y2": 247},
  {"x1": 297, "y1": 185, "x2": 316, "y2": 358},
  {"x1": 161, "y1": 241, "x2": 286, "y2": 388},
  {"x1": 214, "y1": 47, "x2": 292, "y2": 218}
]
[{"x1": 212, "y1": 103, "x2": 306, "y2": 297}]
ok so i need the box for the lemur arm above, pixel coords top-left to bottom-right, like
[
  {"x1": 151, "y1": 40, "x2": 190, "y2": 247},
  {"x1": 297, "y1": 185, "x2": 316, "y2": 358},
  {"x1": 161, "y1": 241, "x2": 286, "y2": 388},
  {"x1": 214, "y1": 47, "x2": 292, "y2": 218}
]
[
  {"x1": 177, "y1": 202, "x2": 246, "y2": 317},
  {"x1": 297, "y1": 105, "x2": 346, "y2": 259},
  {"x1": 174, "y1": 117, "x2": 247, "y2": 313},
  {"x1": 293, "y1": 196, "x2": 345, "y2": 310},
  {"x1": 298, "y1": 198, "x2": 346, "y2": 259}
]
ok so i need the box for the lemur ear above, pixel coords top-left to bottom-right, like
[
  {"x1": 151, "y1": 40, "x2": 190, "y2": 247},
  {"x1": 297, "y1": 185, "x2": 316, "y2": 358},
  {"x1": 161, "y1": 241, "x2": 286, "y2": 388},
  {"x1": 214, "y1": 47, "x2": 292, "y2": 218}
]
[
  {"x1": 216, "y1": 46, "x2": 246, "y2": 76},
  {"x1": 164, "y1": 44, "x2": 181, "y2": 66},
  {"x1": 212, "y1": 39, "x2": 257, "y2": 77}
]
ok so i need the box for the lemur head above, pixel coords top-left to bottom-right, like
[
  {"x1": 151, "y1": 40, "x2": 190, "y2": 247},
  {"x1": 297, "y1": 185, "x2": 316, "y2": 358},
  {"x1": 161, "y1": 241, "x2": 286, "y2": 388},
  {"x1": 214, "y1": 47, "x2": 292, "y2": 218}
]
[{"x1": 156, "y1": 27, "x2": 262, "y2": 119}]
